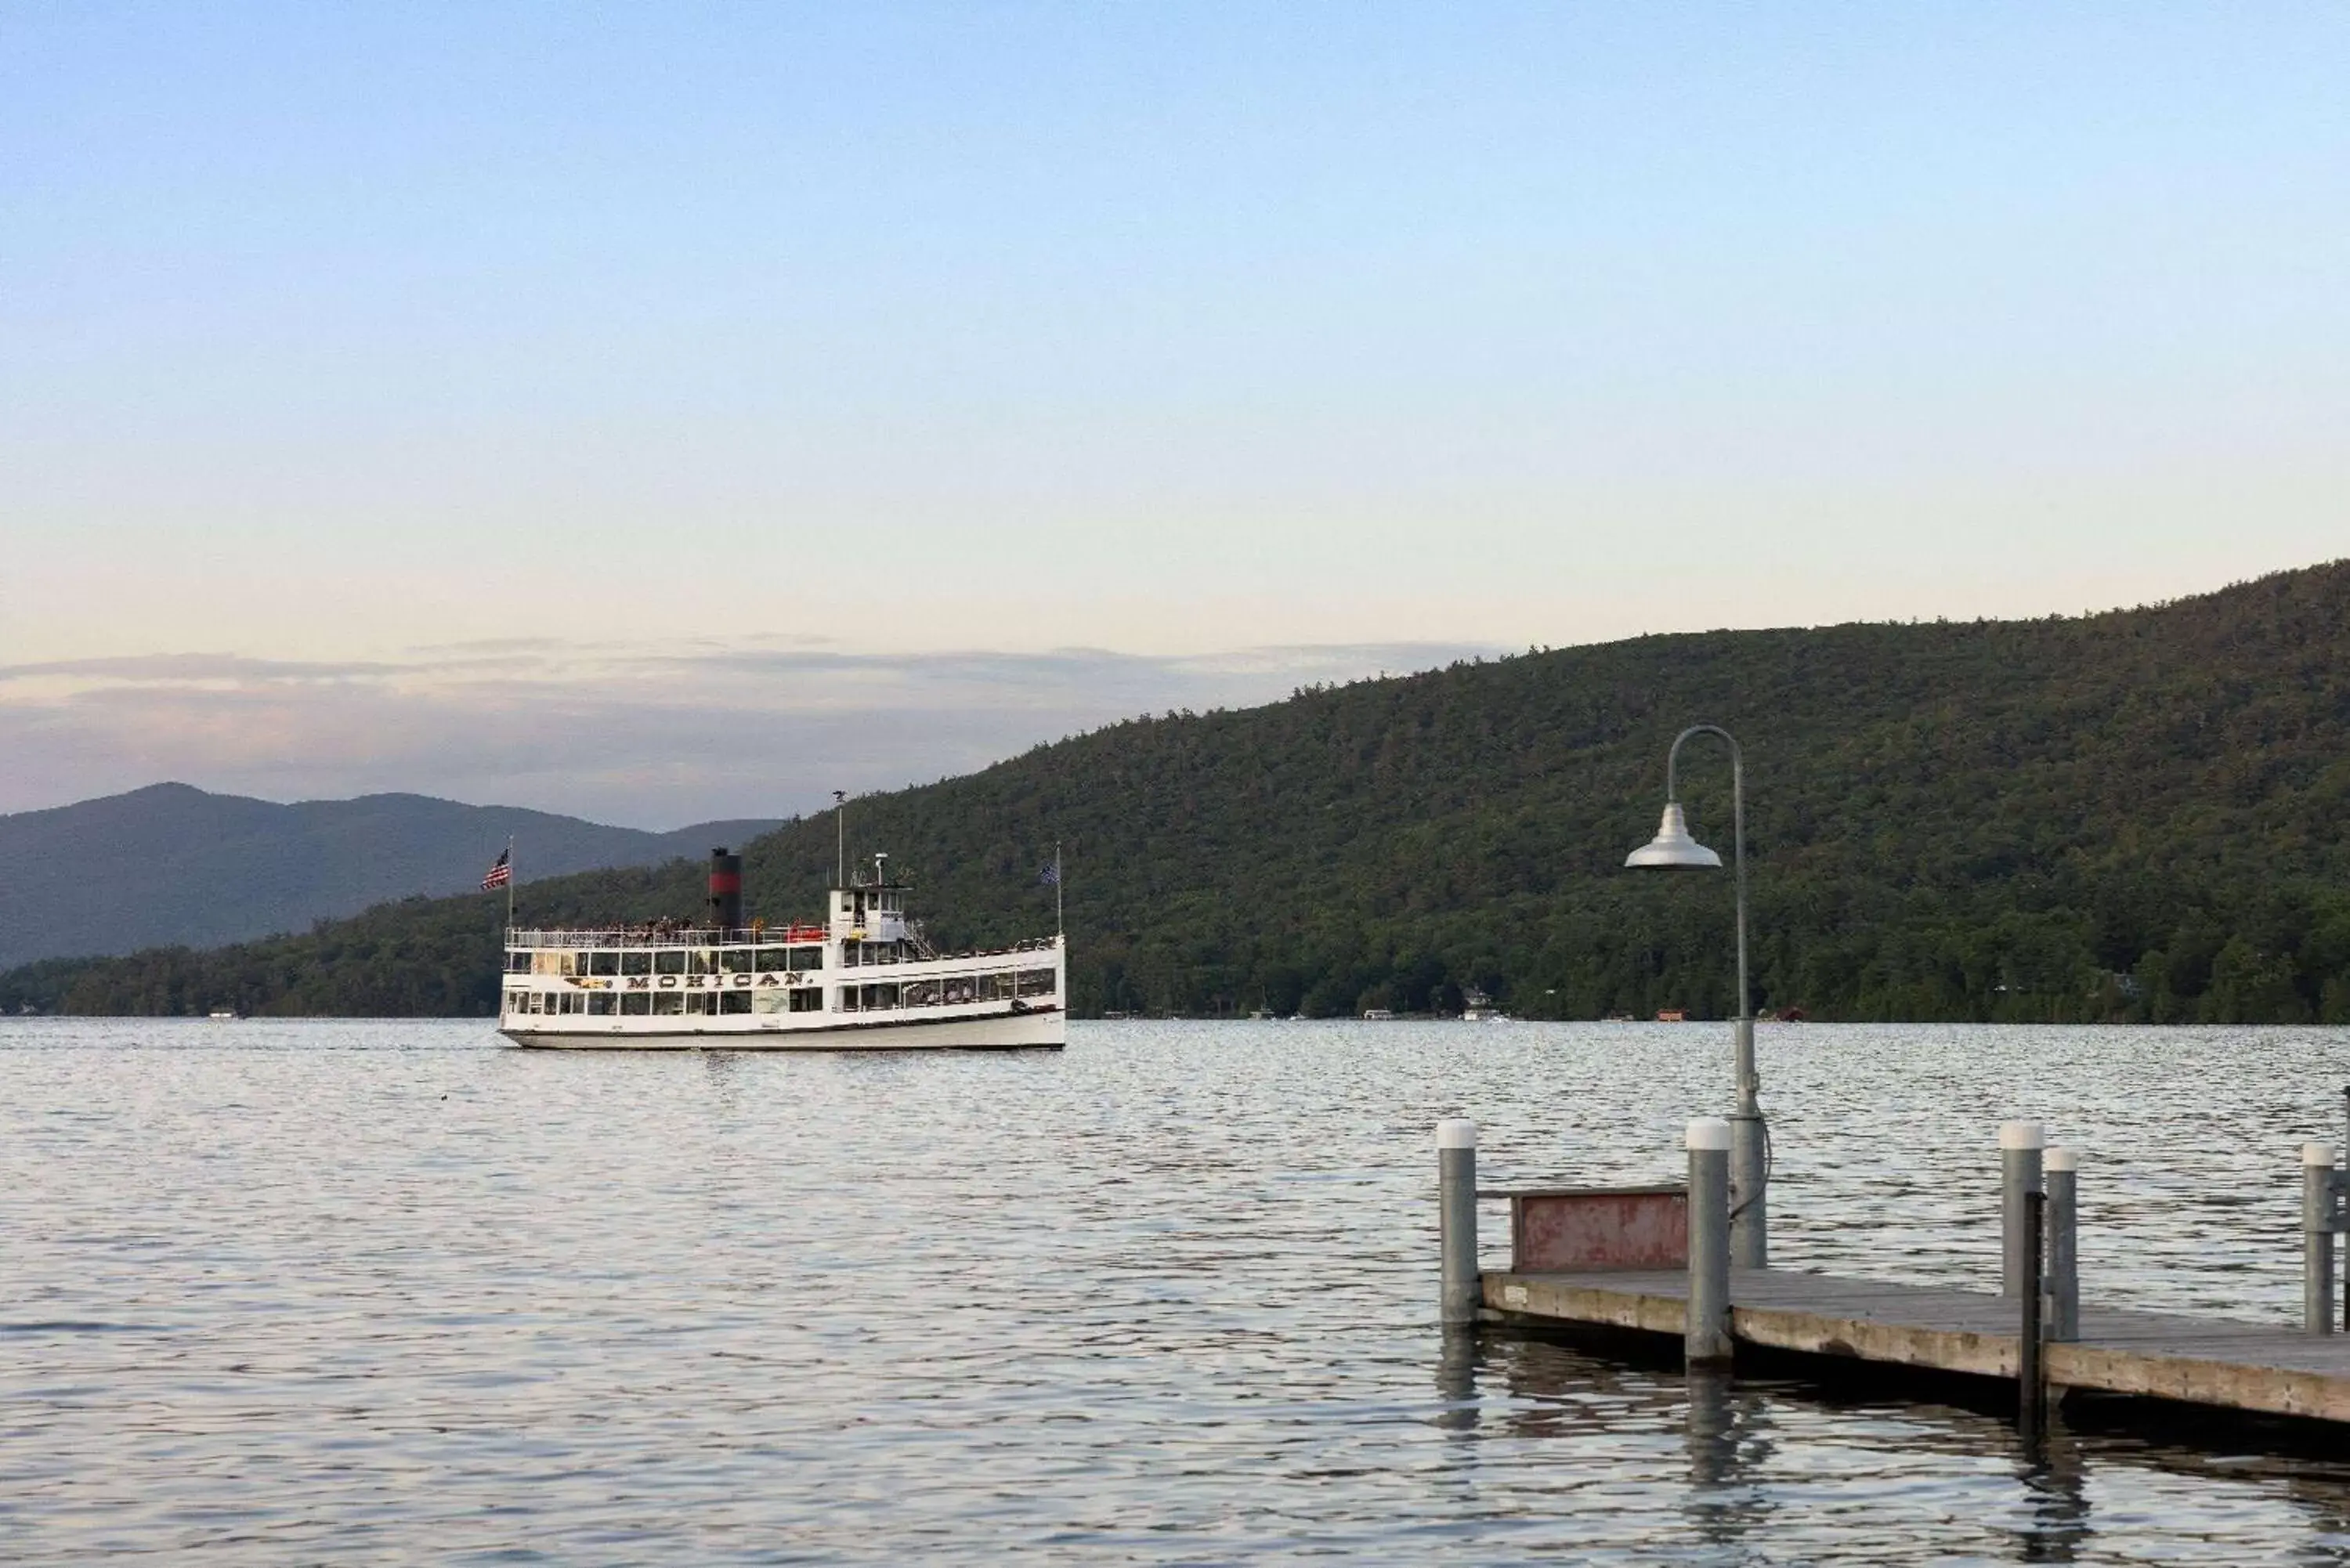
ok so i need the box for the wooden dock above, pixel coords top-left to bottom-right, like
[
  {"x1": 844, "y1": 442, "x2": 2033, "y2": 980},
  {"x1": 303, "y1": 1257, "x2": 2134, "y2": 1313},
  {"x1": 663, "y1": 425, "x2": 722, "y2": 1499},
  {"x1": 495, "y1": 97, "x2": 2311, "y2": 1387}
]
[{"x1": 1484, "y1": 1266, "x2": 2350, "y2": 1424}]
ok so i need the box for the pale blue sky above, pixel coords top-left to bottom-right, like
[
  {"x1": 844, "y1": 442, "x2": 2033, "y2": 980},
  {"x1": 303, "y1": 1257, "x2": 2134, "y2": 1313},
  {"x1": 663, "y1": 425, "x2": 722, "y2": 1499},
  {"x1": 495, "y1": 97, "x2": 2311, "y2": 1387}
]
[{"x1": 2, "y1": 4, "x2": 2345, "y2": 821}]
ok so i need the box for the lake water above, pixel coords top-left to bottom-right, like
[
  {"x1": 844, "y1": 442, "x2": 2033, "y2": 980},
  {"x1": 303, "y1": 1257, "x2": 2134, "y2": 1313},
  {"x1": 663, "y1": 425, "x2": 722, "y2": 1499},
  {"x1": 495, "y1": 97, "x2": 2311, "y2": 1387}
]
[{"x1": 5, "y1": 1018, "x2": 2350, "y2": 1563}]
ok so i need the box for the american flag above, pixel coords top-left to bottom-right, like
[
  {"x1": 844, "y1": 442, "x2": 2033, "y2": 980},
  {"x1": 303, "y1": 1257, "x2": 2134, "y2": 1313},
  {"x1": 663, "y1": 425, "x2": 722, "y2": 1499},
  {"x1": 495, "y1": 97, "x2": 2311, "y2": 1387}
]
[{"x1": 482, "y1": 848, "x2": 512, "y2": 891}]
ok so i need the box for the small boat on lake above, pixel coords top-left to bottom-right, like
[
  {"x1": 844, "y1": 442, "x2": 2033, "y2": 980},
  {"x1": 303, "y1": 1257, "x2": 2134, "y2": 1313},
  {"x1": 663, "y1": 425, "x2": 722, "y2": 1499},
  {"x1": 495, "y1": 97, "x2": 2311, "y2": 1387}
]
[
  {"x1": 499, "y1": 848, "x2": 1065, "y2": 1051},
  {"x1": 1459, "y1": 987, "x2": 1509, "y2": 1022}
]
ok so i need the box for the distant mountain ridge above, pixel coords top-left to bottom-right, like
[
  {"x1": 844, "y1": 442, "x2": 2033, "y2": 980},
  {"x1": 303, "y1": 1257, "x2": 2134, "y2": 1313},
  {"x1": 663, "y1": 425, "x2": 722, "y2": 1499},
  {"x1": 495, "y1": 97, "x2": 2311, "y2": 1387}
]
[{"x1": 0, "y1": 783, "x2": 780, "y2": 970}]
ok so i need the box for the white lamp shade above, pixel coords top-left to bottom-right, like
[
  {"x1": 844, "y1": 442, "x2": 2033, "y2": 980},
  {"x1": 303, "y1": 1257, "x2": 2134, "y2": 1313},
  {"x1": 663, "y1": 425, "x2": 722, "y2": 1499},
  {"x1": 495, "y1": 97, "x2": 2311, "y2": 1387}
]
[{"x1": 1625, "y1": 802, "x2": 1723, "y2": 869}]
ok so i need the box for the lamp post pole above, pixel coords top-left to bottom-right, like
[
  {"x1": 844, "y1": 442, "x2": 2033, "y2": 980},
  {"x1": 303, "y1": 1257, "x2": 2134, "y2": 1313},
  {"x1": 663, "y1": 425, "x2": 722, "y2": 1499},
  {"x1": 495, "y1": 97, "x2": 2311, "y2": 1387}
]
[{"x1": 1646, "y1": 724, "x2": 1766, "y2": 1268}]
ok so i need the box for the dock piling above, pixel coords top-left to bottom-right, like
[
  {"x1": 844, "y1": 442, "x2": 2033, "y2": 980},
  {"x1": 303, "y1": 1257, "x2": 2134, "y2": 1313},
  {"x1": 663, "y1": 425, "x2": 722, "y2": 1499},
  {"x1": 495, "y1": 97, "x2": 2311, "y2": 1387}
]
[
  {"x1": 2000, "y1": 1121, "x2": 2044, "y2": 1299},
  {"x1": 2020, "y1": 1186, "x2": 2047, "y2": 1440},
  {"x1": 2044, "y1": 1147, "x2": 2078, "y2": 1342},
  {"x1": 2305, "y1": 1142, "x2": 2338, "y2": 1337},
  {"x1": 1686, "y1": 1117, "x2": 1733, "y2": 1367},
  {"x1": 1438, "y1": 1118, "x2": 1480, "y2": 1329}
]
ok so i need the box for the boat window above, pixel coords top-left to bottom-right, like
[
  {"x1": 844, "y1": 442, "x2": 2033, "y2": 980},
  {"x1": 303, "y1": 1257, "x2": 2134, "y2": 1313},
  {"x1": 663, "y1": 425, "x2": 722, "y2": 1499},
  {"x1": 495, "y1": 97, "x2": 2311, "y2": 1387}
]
[
  {"x1": 654, "y1": 950, "x2": 686, "y2": 975},
  {"x1": 754, "y1": 948, "x2": 786, "y2": 972},
  {"x1": 620, "y1": 951, "x2": 653, "y2": 977},
  {"x1": 621, "y1": 992, "x2": 652, "y2": 1014},
  {"x1": 790, "y1": 945, "x2": 824, "y2": 971},
  {"x1": 587, "y1": 993, "x2": 616, "y2": 1015},
  {"x1": 721, "y1": 991, "x2": 753, "y2": 1014},
  {"x1": 506, "y1": 951, "x2": 530, "y2": 973},
  {"x1": 789, "y1": 989, "x2": 823, "y2": 1013},
  {"x1": 836, "y1": 987, "x2": 858, "y2": 1012},
  {"x1": 721, "y1": 948, "x2": 757, "y2": 974},
  {"x1": 902, "y1": 981, "x2": 939, "y2": 1008},
  {"x1": 860, "y1": 983, "x2": 899, "y2": 1010},
  {"x1": 690, "y1": 948, "x2": 717, "y2": 976},
  {"x1": 652, "y1": 993, "x2": 685, "y2": 1015},
  {"x1": 589, "y1": 951, "x2": 619, "y2": 977},
  {"x1": 1017, "y1": 968, "x2": 1057, "y2": 997}
]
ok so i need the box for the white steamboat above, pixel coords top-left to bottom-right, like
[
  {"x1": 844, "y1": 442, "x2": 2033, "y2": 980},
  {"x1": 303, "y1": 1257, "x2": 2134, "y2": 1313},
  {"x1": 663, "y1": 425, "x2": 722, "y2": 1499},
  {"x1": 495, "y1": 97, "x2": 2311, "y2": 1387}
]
[{"x1": 498, "y1": 849, "x2": 1065, "y2": 1050}]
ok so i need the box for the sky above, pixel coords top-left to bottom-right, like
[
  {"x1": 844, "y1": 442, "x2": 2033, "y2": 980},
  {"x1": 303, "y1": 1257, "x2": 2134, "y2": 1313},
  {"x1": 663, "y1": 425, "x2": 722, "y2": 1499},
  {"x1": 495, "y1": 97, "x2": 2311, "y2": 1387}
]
[{"x1": 4, "y1": 4, "x2": 2345, "y2": 826}]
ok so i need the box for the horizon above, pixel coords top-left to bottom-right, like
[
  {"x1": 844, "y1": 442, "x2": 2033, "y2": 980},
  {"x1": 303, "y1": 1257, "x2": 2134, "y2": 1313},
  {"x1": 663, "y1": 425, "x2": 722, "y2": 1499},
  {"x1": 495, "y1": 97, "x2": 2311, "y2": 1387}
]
[{"x1": 8, "y1": 5, "x2": 2345, "y2": 823}]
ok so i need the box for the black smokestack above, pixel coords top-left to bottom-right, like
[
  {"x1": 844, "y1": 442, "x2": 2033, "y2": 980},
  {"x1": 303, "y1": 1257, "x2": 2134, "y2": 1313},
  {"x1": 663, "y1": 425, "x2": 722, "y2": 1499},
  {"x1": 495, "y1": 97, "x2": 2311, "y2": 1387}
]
[{"x1": 707, "y1": 847, "x2": 743, "y2": 932}]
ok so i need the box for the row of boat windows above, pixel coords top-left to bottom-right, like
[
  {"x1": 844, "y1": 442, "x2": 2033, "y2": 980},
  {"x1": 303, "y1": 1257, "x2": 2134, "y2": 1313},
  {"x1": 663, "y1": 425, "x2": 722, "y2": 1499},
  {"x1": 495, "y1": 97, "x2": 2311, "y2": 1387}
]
[
  {"x1": 506, "y1": 967, "x2": 1059, "y2": 1017},
  {"x1": 515, "y1": 990, "x2": 826, "y2": 1017},
  {"x1": 507, "y1": 947, "x2": 825, "y2": 977},
  {"x1": 838, "y1": 970, "x2": 1058, "y2": 1013}
]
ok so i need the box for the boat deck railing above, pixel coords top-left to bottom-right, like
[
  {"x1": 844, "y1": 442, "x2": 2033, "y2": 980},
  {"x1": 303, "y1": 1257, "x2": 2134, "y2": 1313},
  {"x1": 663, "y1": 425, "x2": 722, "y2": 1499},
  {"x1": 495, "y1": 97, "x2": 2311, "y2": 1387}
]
[
  {"x1": 506, "y1": 926, "x2": 828, "y2": 948},
  {"x1": 505, "y1": 927, "x2": 1061, "y2": 960}
]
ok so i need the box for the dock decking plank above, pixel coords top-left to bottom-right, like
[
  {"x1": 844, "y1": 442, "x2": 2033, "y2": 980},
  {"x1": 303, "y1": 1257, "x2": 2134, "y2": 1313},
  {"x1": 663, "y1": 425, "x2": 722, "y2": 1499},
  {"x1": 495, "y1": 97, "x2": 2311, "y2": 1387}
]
[{"x1": 1483, "y1": 1266, "x2": 2350, "y2": 1424}]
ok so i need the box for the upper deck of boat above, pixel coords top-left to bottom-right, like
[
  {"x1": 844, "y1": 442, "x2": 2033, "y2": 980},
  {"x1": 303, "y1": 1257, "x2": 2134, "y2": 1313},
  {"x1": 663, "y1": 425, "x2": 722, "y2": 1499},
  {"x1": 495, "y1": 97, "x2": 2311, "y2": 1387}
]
[{"x1": 508, "y1": 924, "x2": 833, "y2": 949}]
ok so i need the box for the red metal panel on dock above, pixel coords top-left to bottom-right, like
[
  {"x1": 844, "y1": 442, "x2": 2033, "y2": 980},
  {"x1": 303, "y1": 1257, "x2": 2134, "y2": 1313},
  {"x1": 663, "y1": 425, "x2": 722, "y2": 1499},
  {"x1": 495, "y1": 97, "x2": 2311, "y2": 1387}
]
[{"x1": 1506, "y1": 1186, "x2": 1688, "y2": 1272}]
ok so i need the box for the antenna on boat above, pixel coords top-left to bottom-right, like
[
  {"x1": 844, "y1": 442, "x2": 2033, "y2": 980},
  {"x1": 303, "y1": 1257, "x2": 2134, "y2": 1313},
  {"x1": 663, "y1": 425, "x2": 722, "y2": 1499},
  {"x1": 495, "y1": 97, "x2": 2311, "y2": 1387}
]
[{"x1": 832, "y1": 789, "x2": 846, "y2": 887}]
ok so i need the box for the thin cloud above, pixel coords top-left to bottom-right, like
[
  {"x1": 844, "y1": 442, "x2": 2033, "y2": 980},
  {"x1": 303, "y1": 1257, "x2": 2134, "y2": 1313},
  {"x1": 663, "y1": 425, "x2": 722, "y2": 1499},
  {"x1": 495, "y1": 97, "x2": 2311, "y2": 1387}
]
[
  {"x1": 0, "y1": 652, "x2": 400, "y2": 684},
  {"x1": 0, "y1": 638, "x2": 1503, "y2": 826}
]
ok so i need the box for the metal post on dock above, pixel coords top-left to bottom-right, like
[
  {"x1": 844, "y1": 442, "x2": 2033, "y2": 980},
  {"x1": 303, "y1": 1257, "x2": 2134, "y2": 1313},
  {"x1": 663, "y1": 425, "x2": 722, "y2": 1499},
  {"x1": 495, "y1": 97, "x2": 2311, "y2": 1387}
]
[
  {"x1": 2020, "y1": 1186, "x2": 2047, "y2": 1442},
  {"x1": 2044, "y1": 1147, "x2": 2078, "y2": 1342},
  {"x1": 2001, "y1": 1121, "x2": 2044, "y2": 1299},
  {"x1": 1687, "y1": 1117, "x2": 1733, "y2": 1367},
  {"x1": 1438, "y1": 1118, "x2": 1480, "y2": 1330},
  {"x1": 1624, "y1": 727, "x2": 1770, "y2": 1271},
  {"x1": 2305, "y1": 1142, "x2": 2339, "y2": 1337}
]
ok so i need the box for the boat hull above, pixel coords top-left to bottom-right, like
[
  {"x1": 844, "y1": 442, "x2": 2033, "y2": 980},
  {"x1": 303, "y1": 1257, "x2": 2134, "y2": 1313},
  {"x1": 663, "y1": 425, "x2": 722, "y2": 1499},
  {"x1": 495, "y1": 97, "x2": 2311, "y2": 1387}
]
[{"x1": 503, "y1": 1006, "x2": 1065, "y2": 1052}]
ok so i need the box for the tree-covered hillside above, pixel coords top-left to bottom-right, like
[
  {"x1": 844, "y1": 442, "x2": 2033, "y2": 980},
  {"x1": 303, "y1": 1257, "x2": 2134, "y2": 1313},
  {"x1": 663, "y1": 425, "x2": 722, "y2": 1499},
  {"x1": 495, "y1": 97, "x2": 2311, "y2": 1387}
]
[{"x1": 9, "y1": 561, "x2": 2350, "y2": 1023}]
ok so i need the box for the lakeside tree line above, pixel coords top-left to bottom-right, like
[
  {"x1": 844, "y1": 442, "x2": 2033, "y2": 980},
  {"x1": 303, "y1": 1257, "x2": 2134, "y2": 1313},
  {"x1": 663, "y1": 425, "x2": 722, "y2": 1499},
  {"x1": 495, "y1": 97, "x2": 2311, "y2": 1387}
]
[{"x1": 7, "y1": 562, "x2": 2348, "y2": 1024}]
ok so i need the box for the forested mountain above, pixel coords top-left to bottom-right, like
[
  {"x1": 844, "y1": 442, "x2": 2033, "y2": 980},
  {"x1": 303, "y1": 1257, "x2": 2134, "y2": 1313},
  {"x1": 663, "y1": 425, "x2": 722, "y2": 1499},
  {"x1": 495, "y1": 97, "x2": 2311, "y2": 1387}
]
[
  {"x1": 0, "y1": 783, "x2": 778, "y2": 969},
  {"x1": 8, "y1": 561, "x2": 2349, "y2": 1023}
]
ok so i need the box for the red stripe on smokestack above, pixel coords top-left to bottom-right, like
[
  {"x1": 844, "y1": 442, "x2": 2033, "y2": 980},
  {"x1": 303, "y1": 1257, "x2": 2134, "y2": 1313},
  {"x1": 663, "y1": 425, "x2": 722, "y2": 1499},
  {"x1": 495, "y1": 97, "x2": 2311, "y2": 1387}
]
[{"x1": 707, "y1": 847, "x2": 745, "y2": 930}]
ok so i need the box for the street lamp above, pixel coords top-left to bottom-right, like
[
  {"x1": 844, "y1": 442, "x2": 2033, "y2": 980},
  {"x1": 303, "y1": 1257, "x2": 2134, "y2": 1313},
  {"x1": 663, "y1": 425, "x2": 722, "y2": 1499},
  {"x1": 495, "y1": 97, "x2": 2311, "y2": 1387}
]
[{"x1": 1625, "y1": 724, "x2": 1766, "y2": 1267}]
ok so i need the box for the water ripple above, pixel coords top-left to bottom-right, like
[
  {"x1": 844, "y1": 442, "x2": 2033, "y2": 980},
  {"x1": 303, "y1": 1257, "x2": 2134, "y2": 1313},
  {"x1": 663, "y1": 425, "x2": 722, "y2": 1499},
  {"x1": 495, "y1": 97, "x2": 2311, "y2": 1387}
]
[{"x1": 3, "y1": 1017, "x2": 2349, "y2": 1563}]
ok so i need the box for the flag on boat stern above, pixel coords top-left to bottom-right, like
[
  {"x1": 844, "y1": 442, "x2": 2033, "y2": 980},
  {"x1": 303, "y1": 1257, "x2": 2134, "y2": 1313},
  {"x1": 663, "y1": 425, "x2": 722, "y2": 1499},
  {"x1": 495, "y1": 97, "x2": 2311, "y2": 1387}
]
[
  {"x1": 482, "y1": 848, "x2": 512, "y2": 891},
  {"x1": 1037, "y1": 861, "x2": 1059, "y2": 886}
]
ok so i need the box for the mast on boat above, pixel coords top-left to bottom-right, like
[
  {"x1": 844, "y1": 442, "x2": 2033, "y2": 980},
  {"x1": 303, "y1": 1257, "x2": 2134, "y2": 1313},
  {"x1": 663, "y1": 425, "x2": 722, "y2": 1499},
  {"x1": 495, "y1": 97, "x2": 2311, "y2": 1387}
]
[{"x1": 832, "y1": 789, "x2": 847, "y2": 889}]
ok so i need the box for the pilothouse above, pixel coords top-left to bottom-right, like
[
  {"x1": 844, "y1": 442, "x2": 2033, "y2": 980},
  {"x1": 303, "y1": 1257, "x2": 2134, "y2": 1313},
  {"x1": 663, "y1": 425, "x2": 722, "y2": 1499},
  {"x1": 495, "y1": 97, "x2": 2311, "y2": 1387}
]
[{"x1": 499, "y1": 847, "x2": 1065, "y2": 1050}]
